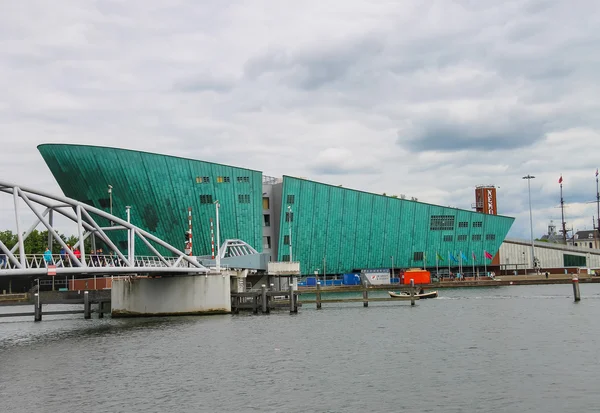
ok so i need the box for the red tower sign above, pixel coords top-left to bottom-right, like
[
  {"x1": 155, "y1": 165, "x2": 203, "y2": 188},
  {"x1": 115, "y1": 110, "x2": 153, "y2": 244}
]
[{"x1": 474, "y1": 186, "x2": 497, "y2": 215}]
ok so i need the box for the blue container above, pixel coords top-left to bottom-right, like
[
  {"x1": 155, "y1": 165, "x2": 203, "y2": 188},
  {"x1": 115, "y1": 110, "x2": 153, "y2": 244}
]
[
  {"x1": 333, "y1": 279, "x2": 343, "y2": 286},
  {"x1": 306, "y1": 277, "x2": 317, "y2": 286},
  {"x1": 343, "y1": 273, "x2": 360, "y2": 285}
]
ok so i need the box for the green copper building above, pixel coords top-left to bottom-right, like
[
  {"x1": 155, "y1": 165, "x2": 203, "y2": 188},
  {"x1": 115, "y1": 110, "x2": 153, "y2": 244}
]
[
  {"x1": 38, "y1": 144, "x2": 263, "y2": 257},
  {"x1": 38, "y1": 144, "x2": 514, "y2": 275}
]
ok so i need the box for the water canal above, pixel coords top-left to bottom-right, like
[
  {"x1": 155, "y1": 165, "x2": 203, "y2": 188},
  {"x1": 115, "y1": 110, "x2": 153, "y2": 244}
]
[{"x1": 1, "y1": 284, "x2": 599, "y2": 412}]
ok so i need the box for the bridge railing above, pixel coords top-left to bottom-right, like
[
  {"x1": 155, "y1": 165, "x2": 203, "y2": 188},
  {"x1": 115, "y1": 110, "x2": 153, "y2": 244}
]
[{"x1": 0, "y1": 254, "x2": 193, "y2": 270}]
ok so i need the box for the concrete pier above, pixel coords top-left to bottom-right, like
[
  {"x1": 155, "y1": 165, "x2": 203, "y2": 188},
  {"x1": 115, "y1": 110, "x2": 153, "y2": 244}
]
[{"x1": 111, "y1": 275, "x2": 230, "y2": 317}]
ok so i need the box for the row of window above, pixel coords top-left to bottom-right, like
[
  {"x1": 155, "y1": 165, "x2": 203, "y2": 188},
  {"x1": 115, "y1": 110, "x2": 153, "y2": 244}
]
[
  {"x1": 430, "y1": 216, "x2": 483, "y2": 231},
  {"x1": 263, "y1": 195, "x2": 295, "y2": 211},
  {"x1": 199, "y1": 194, "x2": 252, "y2": 204},
  {"x1": 443, "y1": 234, "x2": 496, "y2": 242},
  {"x1": 196, "y1": 176, "x2": 251, "y2": 184}
]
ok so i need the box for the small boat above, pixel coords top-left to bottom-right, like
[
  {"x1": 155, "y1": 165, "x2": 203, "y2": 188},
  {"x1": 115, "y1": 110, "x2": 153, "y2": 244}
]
[{"x1": 388, "y1": 290, "x2": 438, "y2": 299}]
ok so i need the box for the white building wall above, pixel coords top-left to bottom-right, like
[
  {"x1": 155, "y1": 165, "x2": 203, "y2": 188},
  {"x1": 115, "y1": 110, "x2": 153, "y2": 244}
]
[
  {"x1": 262, "y1": 181, "x2": 283, "y2": 262},
  {"x1": 501, "y1": 238, "x2": 600, "y2": 270}
]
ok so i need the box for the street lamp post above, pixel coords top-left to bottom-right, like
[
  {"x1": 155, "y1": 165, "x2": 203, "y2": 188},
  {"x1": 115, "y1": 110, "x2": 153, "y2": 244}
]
[
  {"x1": 522, "y1": 174, "x2": 536, "y2": 272},
  {"x1": 108, "y1": 184, "x2": 113, "y2": 225},
  {"x1": 391, "y1": 255, "x2": 394, "y2": 283},
  {"x1": 287, "y1": 205, "x2": 292, "y2": 262},
  {"x1": 214, "y1": 200, "x2": 221, "y2": 272},
  {"x1": 125, "y1": 206, "x2": 132, "y2": 265}
]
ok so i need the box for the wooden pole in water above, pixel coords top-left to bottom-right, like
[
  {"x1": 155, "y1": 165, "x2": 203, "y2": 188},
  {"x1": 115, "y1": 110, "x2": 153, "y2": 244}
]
[
  {"x1": 34, "y1": 293, "x2": 42, "y2": 322},
  {"x1": 289, "y1": 284, "x2": 296, "y2": 313},
  {"x1": 410, "y1": 279, "x2": 415, "y2": 306},
  {"x1": 572, "y1": 276, "x2": 581, "y2": 302},
  {"x1": 363, "y1": 281, "x2": 368, "y2": 307},
  {"x1": 84, "y1": 291, "x2": 91, "y2": 319},
  {"x1": 316, "y1": 282, "x2": 322, "y2": 309},
  {"x1": 261, "y1": 284, "x2": 269, "y2": 314}
]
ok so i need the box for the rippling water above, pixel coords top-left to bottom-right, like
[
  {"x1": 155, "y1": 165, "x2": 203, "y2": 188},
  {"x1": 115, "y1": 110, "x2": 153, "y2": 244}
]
[{"x1": 1, "y1": 284, "x2": 600, "y2": 413}]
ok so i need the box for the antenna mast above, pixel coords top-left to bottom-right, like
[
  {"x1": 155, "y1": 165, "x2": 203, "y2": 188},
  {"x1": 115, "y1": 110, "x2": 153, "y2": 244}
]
[{"x1": 559, "y1": 175, "x2": 567, "y2": 243}]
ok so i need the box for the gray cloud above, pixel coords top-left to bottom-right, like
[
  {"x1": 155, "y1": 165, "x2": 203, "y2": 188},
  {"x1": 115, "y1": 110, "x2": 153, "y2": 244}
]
[{"x1": 396, "y1": 110, "x2": 549, "y2": 152}]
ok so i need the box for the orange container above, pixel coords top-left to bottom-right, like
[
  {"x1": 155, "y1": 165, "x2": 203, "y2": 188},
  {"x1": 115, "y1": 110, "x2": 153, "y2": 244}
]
[{"x1": 402, "y1": 270, "x2": 431, "y2": 285}]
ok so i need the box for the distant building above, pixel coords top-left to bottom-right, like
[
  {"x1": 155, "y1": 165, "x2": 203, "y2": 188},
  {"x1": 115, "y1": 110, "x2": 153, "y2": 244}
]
[
  {"x1": 568, "y1": 229, "x2": 600, "y2": 249},
  {"x1": 538, "y1": 221, "x2": 565, "y2": 244}
]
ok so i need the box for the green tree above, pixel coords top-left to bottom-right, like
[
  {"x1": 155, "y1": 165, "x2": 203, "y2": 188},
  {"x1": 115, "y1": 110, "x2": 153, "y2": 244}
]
[{"x1": 0, "y1": 229, "x2": 92, "y2": 255}]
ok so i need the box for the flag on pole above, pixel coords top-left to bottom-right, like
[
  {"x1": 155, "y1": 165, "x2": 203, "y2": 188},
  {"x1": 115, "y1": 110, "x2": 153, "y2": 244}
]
[
  {"x1": 484, "y1": 250, "x2": 493, "y2": 260},
  {"x1": 596, "y1": 168, "x2": 598, "y2": 177},
  {"x1": 472, "y1": 251, "x2": 477, "y2": 262},
  {"x1": 436, "y1": 252, "x2": 444, "y2": 262},
  {"x1": 449, "y1": 252, "x2": 458, "y2": 263},
  {"x1": 558, "y1": 175, "x2": 563, "y2": 184},
  {"x1": 461, "y1": 251, "x2": 468, "y2": 263}
]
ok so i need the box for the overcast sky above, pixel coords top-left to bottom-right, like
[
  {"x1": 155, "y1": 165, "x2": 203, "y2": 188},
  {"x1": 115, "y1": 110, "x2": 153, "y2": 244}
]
[{"x1": 1, "y1": 0, "x2": 600, "y2": 240}]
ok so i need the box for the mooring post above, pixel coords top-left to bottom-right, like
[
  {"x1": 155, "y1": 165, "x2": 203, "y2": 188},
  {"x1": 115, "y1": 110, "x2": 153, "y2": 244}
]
[
  {"x1": 232, "y1": 296, "x2": 239, "y2": 314},
  {"x1": 316, "y1": 282, "x2": 322, "y2": 309},
  {"x1": 34, "y1": 293, "x2": 42, "y2": 322},
  {"x1": 363, "y1": 281, "x2": 368, "y2": 307},
  {"x1": 84, "y1": 291, "x2": 91, "y2": 319},
  {"x1": 572, "y1": 275, "x2": 581, "y2": 302},
  {"x1": 253, "y1": 293, "x2": 259, "y2": 314},
  {"x1": 261, "y1": 284, "x2": 269, "y2": 314},
  {"x1": 289, "y1": 284, "x2": 296, "y2": 313},
  {"x1": 410, "y1": 279, "x2": 415, "y2": 306}
]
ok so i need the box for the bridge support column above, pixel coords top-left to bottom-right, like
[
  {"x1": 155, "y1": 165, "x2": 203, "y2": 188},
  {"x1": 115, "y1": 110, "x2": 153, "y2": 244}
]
[
  {"x1": 98, "y1": 301, "x2": 104, "y2": 319},
  {"x1": 111, "y1": 275, "x2": 231, "y2": 317},
  {"x1": 84, "y1": 291, "x2": 91, "y2": 319}
]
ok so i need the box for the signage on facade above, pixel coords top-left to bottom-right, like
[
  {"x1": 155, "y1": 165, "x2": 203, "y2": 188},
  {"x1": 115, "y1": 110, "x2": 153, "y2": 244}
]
[{"x1": 487, "y1": 189, "x2": 495, "y2": 215}]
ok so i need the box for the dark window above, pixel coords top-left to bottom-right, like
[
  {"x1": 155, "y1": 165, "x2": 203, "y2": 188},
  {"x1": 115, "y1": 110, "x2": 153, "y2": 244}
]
[
  {"x1": 590, "y1": 243, "x2": 593, "y2": 248},
  {"x1": 200, "y1": 194, "x2": 213, "y2": 204},
  {"x1": 263, "y1": 236, "x2": 271, "y2": 249},
  {"x1": 458, "y1": 221, "x2": 468, "y2": 228},
  {"x1": 98, "y1": 198, "x2": 110, "y2": 208},
  {"x1": 285, "y1": 212, "x2": 294, "y2": 222},
  {"x1": 564, "y1": 254, "x2": 586, "y2": 267},
  {"x1": 196, "y1": 176, "x2": 210, "y2": 183},
  {"x1": 237, "y1": 176, "x2": 250, "y2": 183},
  {"x1": 283, "y1": 235, "x2": 290, "y2": 245},
  {"x1": 217, "y1": 176, "x2": 230, "y2": 183},
  {"x1": 472, "y1": 234, "x2": 482, "y2": 241},
  {"x1": 473, "y1": 221, "x2": 483, "y2": 228},
  {"x1": 443, "y1": 235, "x2": 453, "y2": 242},
  {"x1": 457, "y1": 235, "x2": 467, "y2": 241},
  {"x1": 282, "y1": 254, "x2": 290, "y2": 261},
  {"x1": 413, "y1": 252, "x2": 424, "y2": 261},
  {"x1": 486, "y1": 234, "x2": 496, "y2": 241},
  {"x1": 287, "y1": 195, "x2": 295, "y2": 204},
  {"x1": 263, "y1": 214, "x2": 270, "y2": 227},
  {"x1": 83, "y1": 199, "x2": 94, "y2": 206},
  {"x1": 238, "y1": 194, "x2": 250, "y2": 204},
  {"x1": 118, "y1": 240, "x2": 128, "y2": 250},
  {"x1": 430, "y1": 215, "x2": 455, "y2": 231}
]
